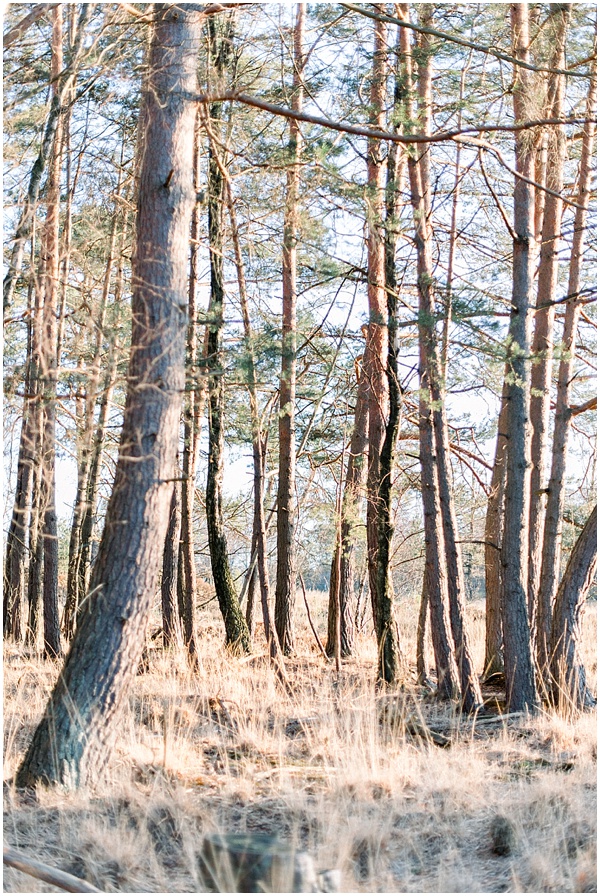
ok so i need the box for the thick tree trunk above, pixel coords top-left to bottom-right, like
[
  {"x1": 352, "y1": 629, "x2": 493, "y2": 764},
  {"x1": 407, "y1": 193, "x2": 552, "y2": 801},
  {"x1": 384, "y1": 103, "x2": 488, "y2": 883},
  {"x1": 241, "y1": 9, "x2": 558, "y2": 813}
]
[
  {"x1": 529, "y1": 6, "x2": 569, "y2": 662},
  {"x1": 484, "y1": 378, "x2": 509, "y2": 677},
  {"x1": 16, "y1": 4, "x2": 202, "y2": 788},
  {"x1": 538, "y1": 66, "x2": 596, "y2": 659},
  {"x1": 275, "y1": 3, "x2": 305, "y2": 656},
  {"x1": 501, "y1": 4, "x2": 538, "y2": 714},
  {"x1": 550, "y1": 505, "x2": 597, "y2": 710},
  {"x1": 205, "y1": 16, "x2": 251, "y2": 655}
]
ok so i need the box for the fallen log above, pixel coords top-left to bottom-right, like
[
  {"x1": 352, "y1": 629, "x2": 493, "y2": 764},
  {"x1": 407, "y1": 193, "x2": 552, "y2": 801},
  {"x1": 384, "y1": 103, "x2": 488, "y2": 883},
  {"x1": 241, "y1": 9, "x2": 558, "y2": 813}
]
[{"x1": 4, "y1": 846, "x2": 100, "y2": 893}]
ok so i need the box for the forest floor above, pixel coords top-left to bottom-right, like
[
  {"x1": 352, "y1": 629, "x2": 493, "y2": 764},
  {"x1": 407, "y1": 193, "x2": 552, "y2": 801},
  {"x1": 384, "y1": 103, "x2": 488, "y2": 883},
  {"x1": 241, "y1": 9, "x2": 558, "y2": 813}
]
[{"x1": 3, "y1": 594, "x2": 597, "y2": 893}]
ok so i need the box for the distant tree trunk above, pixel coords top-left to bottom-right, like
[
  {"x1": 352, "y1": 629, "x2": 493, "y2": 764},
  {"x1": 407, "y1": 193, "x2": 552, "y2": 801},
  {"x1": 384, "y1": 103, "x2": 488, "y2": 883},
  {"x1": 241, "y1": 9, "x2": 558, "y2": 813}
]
[
  {"x1": 276, "y1": 3, "x2": 305, "y2": 656},
  {"x1": 529, "y1": 5, "x2": 569, "y2": 663},
  {"x1": 538, "y1": 65, "x2": 596, "y2": 655},
  {"x1": 483, "y1": 378, "x2": 509, "y2": 677},
  {"x1": 161, "y1": 463, "x2": 182, "y2": 649},
  {"x1": 16, "y1": 4, "x2": 202, "y2": 789},
  {"x1": 39, "y1": 4, "x2": 64, "y2": 659},
  {"x1": 416, "y1": 574, "x2": 431, "y2": 685},
  {"x1": 550, "y1": 505, "x2": 597, "y2": 710},
  {"x1": 3, "y1": 5, "x2": 91, "y2": 313},
  {"x1": 403, "y1": 7, "x2": 459, "y2": 700},
  {"x1": 326, "y1": 356, "x2": 369, "y2": 657},
  {"x1": 502, "y1": 4, "x2": 538, "y2": 714},
  {"x1": 64, "y1": 180, "x2": 124, "y2": 639},
  {"x1": 205, "y1": 14, "x2": 251, "y2": 655}
]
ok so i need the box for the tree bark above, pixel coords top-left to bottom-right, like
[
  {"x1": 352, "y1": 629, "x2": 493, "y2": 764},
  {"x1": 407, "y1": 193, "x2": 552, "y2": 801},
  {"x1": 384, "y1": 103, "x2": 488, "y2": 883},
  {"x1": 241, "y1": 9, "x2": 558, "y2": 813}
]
[
  {"x1": 501, "y1": 4, "x2": 538, "y2": 714},
  {"x1": 538, "y1": 64, "x2": 596, "y2": 668},
  {"x1": 205, "y1": 14, "x2": 251, "y2": 655},
  {"x1": 39, "y1": 5, "x2": 64, "y2": 659},
  {"x1": 550, "y1": 505, "x2": 597, "y2": 710},
  {"x1": 404, "y1": 6, "x2": 459, "y2": 700},
  {"x1": 161, "y1": 465, "x2": 182, "y2": 649},
  {"x1": 275, "y1": 3, "x2": 305, "y2": 656},
  {"x1": 529, "y1": 5, "x2": 569, "y2": 661},
  {"x1": 16, "y1": 4, "x2": 202, "y2": 788},
  {"x1": 326, "y1": 354, "x2": 369, "y2": 657},
  {"x1": 483, "y1": 378, "x2": 509, "y2": 677}
]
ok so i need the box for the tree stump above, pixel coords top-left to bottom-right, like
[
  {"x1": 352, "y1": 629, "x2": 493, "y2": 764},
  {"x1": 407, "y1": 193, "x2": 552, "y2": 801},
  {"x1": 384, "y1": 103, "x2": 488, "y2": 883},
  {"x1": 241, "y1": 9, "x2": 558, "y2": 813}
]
[{"x1": 199, "y1": 833, "x2": 339, "y2": 893}]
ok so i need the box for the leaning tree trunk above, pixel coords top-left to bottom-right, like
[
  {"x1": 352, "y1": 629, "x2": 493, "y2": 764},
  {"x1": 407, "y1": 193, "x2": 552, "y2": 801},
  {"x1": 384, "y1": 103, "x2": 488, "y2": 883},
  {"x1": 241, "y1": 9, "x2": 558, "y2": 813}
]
[
  {"x1": 529, "y1": 5, "x2": 569, "y2": 664},
  {"x1": 16, "y1": 4, "x2": 202, "y2": 789},
  {"x1": 538, "y1": 64, "x2": 596, "y2": 665},
  {"x1": 204, "y1": 15, "x2": 251, "y2": 655},
  {"x1": 275, "y1": 3, "x2": 305, "y2": 656},
  {"x1": 501, "y1": 4, "x2": 538, "y2": 714},
  {"x1": 550, "y1": 505, "x2": 597, "y2": 710}
]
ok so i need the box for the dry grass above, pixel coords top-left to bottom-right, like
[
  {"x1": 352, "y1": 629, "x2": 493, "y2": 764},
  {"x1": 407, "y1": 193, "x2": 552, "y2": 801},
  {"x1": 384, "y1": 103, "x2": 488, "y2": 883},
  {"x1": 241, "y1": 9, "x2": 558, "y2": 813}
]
[{"x1": 3, "y1": 595, "x2": 597, "y2": 893}]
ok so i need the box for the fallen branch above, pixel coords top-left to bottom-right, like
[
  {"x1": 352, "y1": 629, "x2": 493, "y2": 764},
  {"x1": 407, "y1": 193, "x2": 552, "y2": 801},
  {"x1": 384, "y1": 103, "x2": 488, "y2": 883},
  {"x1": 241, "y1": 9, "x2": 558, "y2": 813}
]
[{"x1": 4, "y1": 846, "x2": 100, "y2": 893}]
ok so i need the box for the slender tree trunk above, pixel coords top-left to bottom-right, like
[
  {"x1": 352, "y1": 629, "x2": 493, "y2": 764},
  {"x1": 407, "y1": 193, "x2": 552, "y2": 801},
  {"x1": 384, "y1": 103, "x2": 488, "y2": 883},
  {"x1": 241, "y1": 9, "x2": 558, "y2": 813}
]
[
  {"x1": 162, "y1": 463, "x2": 182, "y2": 649},
  {"x1": 538, "y1": 65, "x2": 596, "y2": 659},
  {"x1": 550, "y1": 505, "x2": 597, "y2": 710},
  {"x1": 484, "y1": 378, "x2": 509, "y2": 677},
  {"x1": 403, "y1": 7, "x2": 459, "y2": 699},
  {"x1": 178, "y1": 109, "x2": 205, "y2": 668},
  {"x1": 529, "y1": 6, "x2": 569, "y2": 660},
  {"x1": 3, "y1": 5, "x2": 91, "y2": 314},
  {"x1": 39, "y1": 5, "x2": 64, "y2": 659},
  {"x1": 16, "y1": 4, "x2": 202, "y2": 788},
  {"x1": 326, "y1": 357, "x2": 369, "y2": 657},
  {"x1": 205, "y1": 15, "x2": 251, "y2": 655},
  {"x1": 275, "y1": 3, "x2": 305, "y2": 656},
  {"x1": 501, "y1": 4, "x2": 538, "y2": 714}
]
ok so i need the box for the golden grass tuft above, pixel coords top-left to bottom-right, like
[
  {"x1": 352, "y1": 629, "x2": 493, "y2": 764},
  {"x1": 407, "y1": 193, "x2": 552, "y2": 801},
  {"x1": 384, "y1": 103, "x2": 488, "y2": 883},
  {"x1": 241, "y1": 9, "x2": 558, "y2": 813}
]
[{"x1": 3, "y1": 595, "x2": 597, "y2": 892}]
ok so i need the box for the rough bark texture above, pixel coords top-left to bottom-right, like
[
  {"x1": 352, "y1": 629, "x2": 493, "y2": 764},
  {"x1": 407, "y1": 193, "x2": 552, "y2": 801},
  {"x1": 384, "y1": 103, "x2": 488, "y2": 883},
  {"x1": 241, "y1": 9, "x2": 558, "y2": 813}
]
[
  {"x1": 205, "y1": 15, "x2": 251, "y2": 655},
  {"x1": 550, "y1": 505, "x2": 597, "y2": 710},
  {"x1": 484, "y1": 378, "x2": 509, "y2": 677},
  {"x1": 15, "y1": 4, "x2": 201, "y2": 788},
  {"x1": 538, "y1": 66, "x2": 596, "y2": 660},
  {"x1": 529, "y1": 5, "x2": 569, "y2": 660},
  {"x1": 275, "y1": 3, "x2": 305, "y2": 656},
  {"x1": 501, "y1": 4, "x2": 538, "y2": 714}
]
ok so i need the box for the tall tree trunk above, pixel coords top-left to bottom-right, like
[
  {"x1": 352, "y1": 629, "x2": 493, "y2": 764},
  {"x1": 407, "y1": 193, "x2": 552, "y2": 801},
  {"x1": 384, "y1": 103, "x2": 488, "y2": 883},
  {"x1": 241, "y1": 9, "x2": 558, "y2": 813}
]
[
  {"x1": 501, "y1": 4, "x2": 538, "y2": 714},
  {"x1": 538, "y1": 64, "x2": 596, "y2": 661},
  {"x1": 364, "y1": 7, "x2": 393, "y2": 668},
  {"x1": 205, "y1": 15, "x2": 251, "y2": 654},
  {"x1": 403, "y1": 6, "x2": 459, "y2": 699},
  {"x1": 275, "y1": 3, "x2": 305, "y2": 656},
  {"x1": 529, "y1": 5, "x2": 569, "y2": 662},
  {"x1": 178, "y1": 109, "x2": 205, "y2": 668},
  {"x1": 550, "y1": 505, "x2": 597, "y2": 710},
  {"x1": 483, "y1": 378, "x2": 509, "y2": 677},
  {"x1": 39, "y1": 5, "x2": 64, "y2": 659},
  {"x1": 16, "y1": 3, "x2": 202, "y2": 788}
]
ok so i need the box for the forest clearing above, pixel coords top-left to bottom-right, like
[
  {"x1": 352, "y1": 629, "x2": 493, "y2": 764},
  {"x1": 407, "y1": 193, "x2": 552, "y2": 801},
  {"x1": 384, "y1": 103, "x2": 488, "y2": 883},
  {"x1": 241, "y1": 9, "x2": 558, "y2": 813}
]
[{"x1": 2, "y1": 2, "x2": 597, "y2": 893}]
